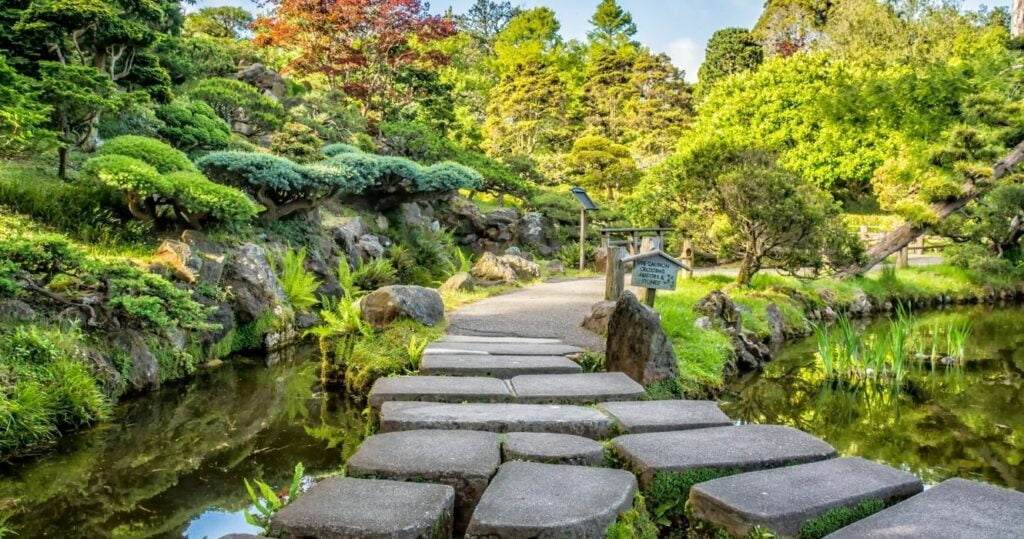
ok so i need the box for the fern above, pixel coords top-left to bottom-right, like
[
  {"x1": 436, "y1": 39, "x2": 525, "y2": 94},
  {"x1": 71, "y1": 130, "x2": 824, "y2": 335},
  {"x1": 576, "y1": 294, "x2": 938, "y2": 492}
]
[
  {"x1": 243, "y1": 462, "x2": 305, "y2": 533},
  {"x1": 278, "y1": 247, "x2": 322, "y2": 312},
  {"x1": 404, "y1": 336, "x2": 429, "y2": 372}
]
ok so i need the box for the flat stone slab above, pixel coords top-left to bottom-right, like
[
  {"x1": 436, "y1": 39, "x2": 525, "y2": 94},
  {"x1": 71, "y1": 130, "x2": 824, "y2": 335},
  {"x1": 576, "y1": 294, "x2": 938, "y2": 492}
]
[
  {"x1": 425, "y1": 342, "x2": 583, "y2": 356},
  {"x1": 598, "y1": 400, "x2": 733, "y2": 433},
  {"x1": 612, "y1": 425, "x2": 837, "y2": 485},
  {"x1": 380, "y1": 401, "x2": 616, "y2": 439},
  {"x1": 510, "y1": 373, "x2": 644, "y2": 404},
  {"x1": 270, "y1": 477, "x2": 454, "y2": 539},
  {"x1": 466, "y1": 461, "x2": 637, "y2": 538},
  {"x1": 690, "y1": 457, "x2": 923, "y2": 537},
  {"x1": 420, "y1": 354, "x2": 583, "y2": 378},
  {"x1": 503, "y1": 432, "x2": 606, "y2": 466},
  {"x1": 345, "y1": 430, "x2": 501, "y2": 534},
  {"x1": 826, "y1": 478, "x2": 1024, "y2": 539},
  {"x1": 368, "y1": 375, "x2": 513, "y2": 410},
  {"x1": 439, "y1": 335, "x2": 563, "y2": 344}
]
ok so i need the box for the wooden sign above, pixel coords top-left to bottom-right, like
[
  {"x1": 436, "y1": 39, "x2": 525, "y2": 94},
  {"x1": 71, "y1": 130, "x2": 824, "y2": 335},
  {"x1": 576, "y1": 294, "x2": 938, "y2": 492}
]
[{"x1": 623, "y1": 250, "x2": 687, "y2": 291}]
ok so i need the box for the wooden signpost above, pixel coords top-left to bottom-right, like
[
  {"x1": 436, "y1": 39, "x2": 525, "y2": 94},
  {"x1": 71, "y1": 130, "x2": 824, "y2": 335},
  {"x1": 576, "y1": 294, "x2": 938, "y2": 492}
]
[{"x1": 621, "y1": 249, "x2": 688, "y2": 307}]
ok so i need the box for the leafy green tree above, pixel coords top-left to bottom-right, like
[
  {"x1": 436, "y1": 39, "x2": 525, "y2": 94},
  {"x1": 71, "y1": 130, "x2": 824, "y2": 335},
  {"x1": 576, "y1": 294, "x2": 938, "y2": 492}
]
[
  {"x1": 155, "y1": 99, "x2": 231, "y2": 152},
  {"x1": 0, "y1": 54, "x2": 51, "y2": 158},
  {"x1": 184, "y1": 6, "x2": 253, "y2": 39},
  {"x1": 564, "y1": 135, "x2": 639, "y2": 199},
  {"x1": 37, "y1": 62, "x2": 124, "y2": 177},
  {"x1": 187, "y1": 78, "x2": 286, "y2": 137},
  {"x1": 696, "y1": 28, "x2": 763, "y2": 95},
  {"x1": 587, "y1": 0, "x2": 637, "y2": 51},
  {"x1": 154, "y1": 34, "x2": 251, "y2": 85}
]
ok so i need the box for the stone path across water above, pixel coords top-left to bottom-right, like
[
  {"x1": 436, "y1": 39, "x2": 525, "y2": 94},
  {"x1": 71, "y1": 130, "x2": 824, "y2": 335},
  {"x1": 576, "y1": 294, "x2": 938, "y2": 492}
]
[{"x1": 260, "y1": 332, "x2": 1024, "y2": 539}]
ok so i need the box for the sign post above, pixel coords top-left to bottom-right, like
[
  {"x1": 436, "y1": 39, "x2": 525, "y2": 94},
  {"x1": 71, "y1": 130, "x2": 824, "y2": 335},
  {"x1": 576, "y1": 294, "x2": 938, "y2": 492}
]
[
  {"x1": 622, "y1": 249, "x2": 688, "y2": 307},
  {"x1": 605, "y1": 246, "x2": 625, "y2": 301},
  {"x1": 569, "y1": 187, "x2": 598, "y2": 272}
]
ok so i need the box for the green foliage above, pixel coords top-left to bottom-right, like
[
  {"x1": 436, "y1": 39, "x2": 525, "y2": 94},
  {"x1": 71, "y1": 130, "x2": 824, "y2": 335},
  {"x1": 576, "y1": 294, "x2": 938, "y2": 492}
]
[
  {"x1": 155, "y1": 99, "x2": 231, "y2": 152},
  {"x1": 644, "y1": 468, "x2": 742, "y2": 526},
  {"x1": 96, "y1": 260, "x2": 216, "y2": 331},
  {"x1": 605, "y1": 493, "x2": 658, "y2": 539},
  {"x1": 576, "y1": 351, "x2": 605, "y2": 372},
  {"x1": 798, "y1": 498, "x2": 884, "y2": 539},
  {"x1": 187, "y1": 78, "x2": 286, "y2": 137},
  {"x1": 345, "y1": 320, "x2": 446, "y2": 395},
  {"x1": 98, "y1": 135, "x2": 197, "y2": 174},
  {"x1": 37, "y1": 61, "x2": 123, "y2": 173},
  {"x1": 270, "y1": 122, "x2": 326, "y2": 163},
  {"x1": 0, "y1": 54, "x2": 51, "y2": 157},
  {"x1": 322, "y1": 143, "x2": 361, "y2": 157},
  {"x1": 352, "y1": 258, "x2": 398, "y2": 291},
  {"x1": 0, "y1": 324, "x2": 109, "y2": 458},
  {"x1": 0, "y1": 233, "x2": 81, "y2": 296},
  {"x1": 185, "y1": 6, "x2": 253, "y2": 39},
  {"x1": 165, "y1": 171, "x2": 262, "y2": 226},
  {"x1": 565, "y1": 135, "x2": 639, "y2": 199},
  {"x1": 696, "y1": 28, "x2": 763, "y2": 96},
  {"x1": 243, "y1": 462, "x2": 304, "y2": 533},
  {"x1": 276, "y1": 247, "x2": 322, "y2": 313},
  {"x1": 307, "y1": 294, "x2": 371, "y2": 388}
]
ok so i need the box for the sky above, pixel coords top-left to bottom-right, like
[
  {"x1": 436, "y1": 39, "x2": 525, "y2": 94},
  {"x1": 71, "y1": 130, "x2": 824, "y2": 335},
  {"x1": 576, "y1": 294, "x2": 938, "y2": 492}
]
[{"x1": 194, "y1": 0, "x2": 1011, "y2": 82}]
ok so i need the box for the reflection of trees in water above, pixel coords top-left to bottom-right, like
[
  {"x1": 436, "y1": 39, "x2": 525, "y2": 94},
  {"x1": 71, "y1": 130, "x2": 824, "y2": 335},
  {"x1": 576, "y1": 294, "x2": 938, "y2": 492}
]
[
  {"x1": 722, "y1": 307, "x2": 1024, "y2": 492},
  {"x1": 0, "y1": 352, "x2": 368, "y2": 537}
]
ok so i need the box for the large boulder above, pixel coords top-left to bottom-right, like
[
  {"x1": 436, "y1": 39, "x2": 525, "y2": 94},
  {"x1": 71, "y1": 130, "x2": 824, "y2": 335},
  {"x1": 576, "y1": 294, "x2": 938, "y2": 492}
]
[
  {"x1": 483, "y1": 208, "x2": 520, "y2": 244},
  {"x1": 361, "y1": 285, "x2": 445, "y2": 329},
  {"x1": 326, "y1": 216, "x2": 365, "y2": 268},
  {"x1": 236, "y1": 63, "x2": 286, "y2": 99},
  {"x1": 517, "y1": 212, "x2": 552, "y2": 254},
  {"x1": 225, "y1": 243, "x2": 288, "y2": 323},
  {"x1": 0, "y1": 299, "x2": 35, "y2": 323},
  {"x1": 114, "y1": 331, "x2": 159, "y2": 392},
  {"x1": 605, "y1": 292, "x2": 680, "y2": 386},
  {"x1": 470, "y1": 252, "x2": 540, "y2": 283},
  {"x1": 581, "y1": 300, "x2": 616, "y2": 335}
]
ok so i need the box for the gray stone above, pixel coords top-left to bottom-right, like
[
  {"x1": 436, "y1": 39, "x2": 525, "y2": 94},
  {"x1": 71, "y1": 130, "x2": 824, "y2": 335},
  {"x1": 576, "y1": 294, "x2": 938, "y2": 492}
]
[
  {"x1": 368, "y1": 375, "x2": 514, "y2": 410},
  {"x1": 503, "y1": 432, "x2": 605, "y2": 466},
  {"x1": 605, "y1": 291, "x2": 680, "y2": 386},
  {"x1": 356, "y1": 234, "x2": 385, "y2": 260},
  {"x1": 346, "y1": 430, "x2": 500, "y2": 533},
  {"x1": 420, "y1": 354, "x2": 582, "y2": 378},
  {"x1": 690, "y1": 457, "x2": 923, "y2": 537},
  {"x1": 270, "y1": 477, "x2": 454, "y2": 539},
  {"x1": 225, "y1": 243, "x2": 287, "y2": 323},
  {"x1": 219, "y1": 535, "x2": 265, "y2": 539},
  {"x1": 115, "y1": 331, "x2": 159, "y2": 392},
  {"x1": 505, "y1": 246, "x2": 524, "y2": 257},
  {"x1": 360, "y1": 285, "x2": 445, "y2": 329},
  {"x1": 510, "y1": 373, "x2": 644, "y2": 404},
  {"x1": 502, "y1": 253, "x2": 541, "y2": 280},
  {"x1": 612, "y1": 425, "x2": 837, "y2": 485},
  {"x1": 517, "y1": 212, "x2": 550, "y2": 249},
  {"x1": 438, "y1": 335, "x2": 563, "y2": 344},
  {"x1": 439, "y1": 272, "x2": 475, "y2": 294},
  {"x1": 598, "y1": 400, "x2": 732, "y2": 434},
  {"x1": 547, "y1": 260, "x2": 566, "y2": 275},
  {"x1": 327, "y1": 215, "x2": 365, "y2": 267},
  {"x1": 825, "y1": 478, "x2": 1024, "y2": 539},
  {"x1": 766, "y1": 303, "x2": 786, "y2": 343},
  {"x1": 380, "y1": 401, "x2": 615, "y2": 439},
  {"x1": 0, "y1": 299, "x2": 35, "y2": 323},
  {"x1": 236, "y1": 63, "x2": 286, "y2": 99},
  {"x1": 484, "y1": 207, "x2": 520, "y2": 243},
  {"x1": 424, "y1": 342, "x2": 582, "y2": 356},
  {"x1": 465, "y1": 461, "x2": 636, "y2": 539},
  {"x1": 581, "y1": 300, "x2": 616, "y2": 335},
  {"x1": 849, "y1": 291, "x2": 873, "y2": 317},
  {"x1": 400, "y1": 202, "x2": 424, "y2": 227}
]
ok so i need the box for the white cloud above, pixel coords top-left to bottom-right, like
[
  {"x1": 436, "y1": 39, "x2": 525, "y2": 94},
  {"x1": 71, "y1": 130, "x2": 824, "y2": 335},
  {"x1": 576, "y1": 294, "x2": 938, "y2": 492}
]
[{"x1": 666, "y1": 37, "x2": 703, "y2": 83}]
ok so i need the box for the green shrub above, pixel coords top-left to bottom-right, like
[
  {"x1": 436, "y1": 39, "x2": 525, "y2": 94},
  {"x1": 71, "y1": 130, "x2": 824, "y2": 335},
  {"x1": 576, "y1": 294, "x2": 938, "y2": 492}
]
[
  {"x1": 0, "y1": 233, "x2": 81, "y2": 296},
  {"x1": 798, "y1": 499, "x2": 885, "y2": 539},
  {"x1": 322, "y1": 143, "x2": 361, "y2": 157},
  {"x1": 83, "y1": 154, "x2": 173, "y2": 214},
  {"x1": 165, "y1": 171, "x2": 262, "y2": 226},
  {"x1": 270, "y1": 122, "x2": 325, "y2": 163},
  {"x1": 98, "y1": 135, "x2": 197, "y2": 173},
  {"x1": 0, "y1": 325, "x2": 109, "y2": 457},
  {"x1": 98, "y1": 102, "x2": 165, "y2": 139},
  {"x1": 276, "y1": 247, "x2": 322, "y2": 312},
  {"x1": 421, "y1": 162, "x2": 484, "y2": 192},
  {"x1": 89, "y1": 260, "x2": 216, "y2": 331},
  {"x1": 187, "y1": 78, "x2": 286, "y2": 136},
  {"x1": 352, "y1": 258, "x2": 398, "y2": 291},
  {"x1": 0, "y1": 54, "x2": 52, "y2": 158},
  {"x1": 605, "y1": 493, "x2": 659, "y2": 539},
  {"x1": 155, "y1": 98, "x2": 231, "y2": 152},
  {"x1": 943, "y1": 243, "x2": 1019, "y2": 276}
]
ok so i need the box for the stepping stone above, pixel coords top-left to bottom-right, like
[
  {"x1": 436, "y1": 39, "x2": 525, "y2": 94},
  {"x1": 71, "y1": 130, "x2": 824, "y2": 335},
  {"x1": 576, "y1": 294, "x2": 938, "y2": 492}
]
[
  {"x1": 612, "y1": 425, "x2": 836, "y2": 485},
  {"x1": 510, "y1": 373, "x2": 644, "y2": 404},
  {"x1": 345, "y1": 429, "x2": 500, "y2": 534},
  {"x1": 425, "y1": 342, "x2": 583, "y2": 356},
  {"x1": 502, "y1": 432, "x2": 606, "y2": 466},
  {"x1": 439, "y1": 335, "x2": 563, "y2": 344},
  {"x1": 420, "y1": 354, "x2": 583, "y2": 378},
  {"x1": 689, "y1": 457, "x2": 923, "y2": 537},
  {"x1": 269, "y1": 477, "x2": 454, "y2": 538},
  {"x1": 380, "y1": 401, "x2": 616, "y2": 439},
  {"x1": 465, "y1": 461, "x2": 637, "y2": 539},
  {"x1": 367, "y1": 375, "x2": 513, "y2": 410},
  {"x1": 598, "y1": 400, "x2": 733, "y2": 433},
  {"x1": 826, "y1": 478, "x2": 1024, "y2": 538}
]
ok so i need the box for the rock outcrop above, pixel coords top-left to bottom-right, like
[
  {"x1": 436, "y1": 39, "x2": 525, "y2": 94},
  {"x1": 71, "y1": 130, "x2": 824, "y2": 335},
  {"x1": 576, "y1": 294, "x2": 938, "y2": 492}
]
[
  {"x1": 440, "y1": 272, "x2": 475, "y2": 294},
  {"x1": 360, "y1": 285, "x2": 445, "y2": 329},
  {"x1": 224, "y1": 243, "x2": 289, "y2": 323},
  {"x1": 605, "y1": 291, "x2": 680, "y2": 386},
  {"x1": 236, "y1": 63, "x2": 286, "y2": 100},
  {"x1": 581, "y1": 300, "x2": 616, "y2": 335},
  {"x1": 694, "y1": 290, "x2": 772, "y2": 372},
  {"x1": 470, "y1": 252, "x2": 540, "y2": 283}
]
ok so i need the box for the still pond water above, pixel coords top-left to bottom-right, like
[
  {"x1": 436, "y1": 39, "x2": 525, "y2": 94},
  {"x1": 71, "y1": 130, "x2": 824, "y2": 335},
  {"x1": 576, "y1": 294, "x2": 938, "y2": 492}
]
[{"x1": 1, "y1": 307, "x2": 1022, "y2": 537}]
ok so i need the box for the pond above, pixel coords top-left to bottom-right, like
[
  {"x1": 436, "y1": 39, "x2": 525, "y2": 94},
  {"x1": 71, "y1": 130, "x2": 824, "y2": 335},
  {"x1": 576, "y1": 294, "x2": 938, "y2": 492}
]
[
  {"x1": 0, "y1": 346, "x2": 370, "y2": 538},
  {"x1": 721, "y1": 306, "x2": 1024, "y2": 492}
]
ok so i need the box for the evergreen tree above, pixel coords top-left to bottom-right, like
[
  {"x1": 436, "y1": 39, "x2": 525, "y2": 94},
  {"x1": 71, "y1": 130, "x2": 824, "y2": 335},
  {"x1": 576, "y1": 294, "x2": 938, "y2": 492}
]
[
  {"x1": 587, "y1": 0, "x2": 637, "y2": 51},
  {"x1": 696, "y1": 28, "x2": 763, "y2": 95}
]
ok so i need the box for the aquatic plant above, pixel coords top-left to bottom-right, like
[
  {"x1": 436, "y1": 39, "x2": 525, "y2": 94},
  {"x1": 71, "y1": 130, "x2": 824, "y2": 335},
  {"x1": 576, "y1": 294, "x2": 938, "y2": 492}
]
[
  {"x1": 813, "y1": 323, "x2": 835, "y2": 379},
  {"x1": 244, "y1": 462, "x2": 305, "y2": 533},
  {"x1": 945, "y1": 320, "x2": 972, "y2": 362}
]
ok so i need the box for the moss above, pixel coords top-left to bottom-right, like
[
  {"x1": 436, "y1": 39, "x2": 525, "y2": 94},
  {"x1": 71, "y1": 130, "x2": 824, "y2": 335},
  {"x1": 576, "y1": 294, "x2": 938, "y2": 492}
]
[
  {"x1": 797, "y1": 498, "x2": 885, "y2": 539},
  {"x1": 344, "y1": 320, "x2": 447, "y2": 397},
  {"x1": 606, "y1": 493, "x2": 660, "y2": 539},
  {"x1": 231, "y1": 312, "x2": 278, "y2": 353},
  {"x1": 643, "y1": 468, "x2": 743, "y2": 527}
]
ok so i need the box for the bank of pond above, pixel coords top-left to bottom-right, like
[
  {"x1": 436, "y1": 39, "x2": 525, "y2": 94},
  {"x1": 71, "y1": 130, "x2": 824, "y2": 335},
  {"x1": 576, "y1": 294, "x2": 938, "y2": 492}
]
[{"x1": 0, "y1": 306, "x2": 1021, "y2": 537}]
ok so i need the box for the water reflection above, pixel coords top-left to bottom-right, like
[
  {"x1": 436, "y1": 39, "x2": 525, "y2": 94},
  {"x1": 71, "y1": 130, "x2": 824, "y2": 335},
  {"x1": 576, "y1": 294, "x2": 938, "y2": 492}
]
[
  {"x1": 0, "y1": 347, "x2": 368, "y2": 538},
  {"x1": 722, "y1": 306, "x2": 1024, "y2": 491}
]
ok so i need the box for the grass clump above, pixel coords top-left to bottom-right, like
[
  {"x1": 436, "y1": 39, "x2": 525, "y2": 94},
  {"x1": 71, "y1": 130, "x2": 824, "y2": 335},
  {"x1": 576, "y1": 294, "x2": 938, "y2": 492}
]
[
  {"x1": 344, "y1": 320, "x2": 446, "y2": 396},
  {"x1": 797, "y1": 498, "x2": 884, "y2": 539}
]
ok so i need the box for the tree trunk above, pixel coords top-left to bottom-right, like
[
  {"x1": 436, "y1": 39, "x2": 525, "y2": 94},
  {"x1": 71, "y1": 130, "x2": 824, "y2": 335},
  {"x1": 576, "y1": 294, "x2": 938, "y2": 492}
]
[
  {"x1": 58, "y1": 147, "x2": 68, "y2": 179},
  {"x1": 838, "y1": 139, "x2": 1024, "y2": 277},
  {"x1": 1014, "y1": 0, "x2": 1024, "y2": 38},
  {"x1": 735, "y1": 245, "x2": 760, "y2": 287}
]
